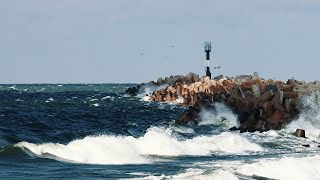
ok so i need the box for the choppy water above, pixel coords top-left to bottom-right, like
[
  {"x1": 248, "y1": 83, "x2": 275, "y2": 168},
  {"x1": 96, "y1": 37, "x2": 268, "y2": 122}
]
[{"x1": 1, "y1": 84, "x2": 320, "y2": 179}]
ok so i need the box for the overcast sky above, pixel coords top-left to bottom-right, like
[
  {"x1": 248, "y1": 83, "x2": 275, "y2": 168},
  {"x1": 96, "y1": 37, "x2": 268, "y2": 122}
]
[{"x1": 0, "y1": 0, "x2": 319, "y2": 83}]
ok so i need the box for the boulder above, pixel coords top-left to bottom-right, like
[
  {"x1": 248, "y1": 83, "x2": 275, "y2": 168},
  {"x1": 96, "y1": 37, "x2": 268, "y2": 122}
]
[
  {"x1": 294, "y1": 129, "x2": 306, "y2": 138},
  {"x1": 175, "y1": 106, "x2": 199, "y2": 125}
]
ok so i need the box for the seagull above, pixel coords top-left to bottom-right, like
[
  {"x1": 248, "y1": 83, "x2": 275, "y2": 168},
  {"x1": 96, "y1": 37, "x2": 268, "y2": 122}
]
[{"x1": 214, "y1": 66, "x2": 221, "y2": 69}]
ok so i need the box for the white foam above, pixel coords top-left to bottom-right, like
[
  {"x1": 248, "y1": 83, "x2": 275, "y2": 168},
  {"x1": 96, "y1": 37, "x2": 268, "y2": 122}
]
[
  {"x1": 285, "y1": 91, "x2": 320, "y2": 140},
  {"x1": 174, "y1": 169, "x2": 238, "y2": 180},
  {"x1": 137, "y1": 168, "x2": 238, "y2": 180},
  {"x1": 175, "y1": 95, "x2": 184, "y2": 104},
  {"x1": 198, "y1": 103, "x2": 239, "y2": 128},
  {"x1": 101, "y1": 96, "x2": 112, "y2": 100},
  {"x1": 16, "y1": 127, "x2": 262, "y2": 165},
  {"x1": 142, "y1": 95, "x2": 151, "y2": 102},
  {"x1": 90, "y1": 103, "x2": 99, "y2": 107},
  {"x1": 45, "y1": 97, "x2": 54, "y2": 103},
  {"x1": 173, "y1": 126, "x2": 195, "y2": 134},
  {"x1": 8, "y1": 85, "x2": 16, "y2": 90},
  {"x1": 89, "y1": 98, "x2": 98, "y2": 102},
  {"x1": 236, "y1": 155, "x2": 320, "y2": 180}
]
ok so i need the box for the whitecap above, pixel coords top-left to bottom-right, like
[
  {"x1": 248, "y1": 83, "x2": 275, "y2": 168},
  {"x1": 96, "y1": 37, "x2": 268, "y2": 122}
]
[
  {"x1": 8, "y1": 85, "x2": 16, "y2": 90},
  {"x1": 45, "y1": 97, "x2": 54, "y2": 103},
  {"x1": 101, "y1": 96, "x2": 111, "y2": 100},
  {"x1": 90, "y1": 103, "x2": 99, "y2": 107},
  {"x1": 38, "y1": 88, "x2": 45, "y2": 92}
]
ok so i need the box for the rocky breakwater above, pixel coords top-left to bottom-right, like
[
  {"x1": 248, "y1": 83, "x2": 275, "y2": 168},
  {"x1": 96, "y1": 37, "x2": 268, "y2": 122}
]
[{"x1": 126, "y1": 73, "x2": 320, "y2": 133}]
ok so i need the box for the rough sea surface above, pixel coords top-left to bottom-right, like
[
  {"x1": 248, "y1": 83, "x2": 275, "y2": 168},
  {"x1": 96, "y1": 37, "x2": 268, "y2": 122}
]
[{"x1": 1, "y1": 84, "x2": 320, "y2": 179}]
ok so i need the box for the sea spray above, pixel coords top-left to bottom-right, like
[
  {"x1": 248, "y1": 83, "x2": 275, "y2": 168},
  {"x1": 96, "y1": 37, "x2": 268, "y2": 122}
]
[
  {"x1": 198, "y1": 103, "x2": 239, "y2": 128},
  {"x1": 137, "y1": 83, "x2": 168, "y2": 98},
  {"x1": 285, "y1": 91, "x2": 320, "y2": 140}
]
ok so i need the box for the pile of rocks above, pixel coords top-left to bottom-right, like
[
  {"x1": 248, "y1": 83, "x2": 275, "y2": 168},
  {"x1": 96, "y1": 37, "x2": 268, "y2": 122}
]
[{"x1": 126, "y1": 73, "x2": 320, "y2": 133}]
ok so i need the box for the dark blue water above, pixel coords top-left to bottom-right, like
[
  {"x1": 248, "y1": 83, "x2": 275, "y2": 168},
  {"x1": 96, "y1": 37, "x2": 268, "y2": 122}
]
[{"x1": 1, "y1": 84, "x2": 319, "y2": 179}]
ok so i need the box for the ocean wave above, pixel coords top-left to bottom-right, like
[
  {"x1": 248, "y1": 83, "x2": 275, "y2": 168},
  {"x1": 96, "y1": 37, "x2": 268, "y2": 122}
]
[
  {"x1": 15, "y1": 127, "x2": 262, "y2": 165},
  {"x1": 236, "y1": 155, "x2": 320, "y2": 180},
  {"x1": 198, "y1": 103, "x2": 239, "y2": 128}
]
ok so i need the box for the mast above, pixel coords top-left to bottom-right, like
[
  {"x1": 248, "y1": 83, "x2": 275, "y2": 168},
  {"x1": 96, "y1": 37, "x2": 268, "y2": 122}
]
[{"x1": 204, "y1": 42, "x2": 212, "y2": 79}]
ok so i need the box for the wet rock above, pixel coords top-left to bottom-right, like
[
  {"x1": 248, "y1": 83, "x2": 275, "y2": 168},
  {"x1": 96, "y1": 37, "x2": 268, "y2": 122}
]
[
  {"x1": 294, "y1": 129, "x2": 306, "y2": 138},
  {"x1": 239, "y1": 109, "x2": 260, "y2": 132},
  {"x1": 287, "y1": 79, "x2": 296, "y2": 85},
  {"x1": 175, "y1": 106, "x2": 199, "y2": 125},
  {"x1": 260, "y1": 90, "x2": 274, "y2": 102},
  {"x1": 267, "y1": 110, "x2": 288, "y2": 128},
  {"x1": 283, "y1": 92, "x2": 299, "y2": 99},
  {"x1": 157, "y1": 77, "x2": 164, "y2": 85},
  {"x1": 228, "y1": 126, "x2": 238, "y2": 131},
  {"x1": 133, "y1": 73, "x2": 318, "y2": 132},
  {"x1": 125, "y1": 86, "x2": 139, "y2": 95},
  {"x1": 255, "y1": 120, "x2": 270, "y2": 132},
  {"x1": 302, "y1": 144, "x2": 310, "y2": 148}
]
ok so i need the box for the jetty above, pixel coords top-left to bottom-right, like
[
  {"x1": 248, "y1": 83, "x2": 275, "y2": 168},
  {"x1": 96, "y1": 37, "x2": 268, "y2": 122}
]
[{"x1": 126, "y1": 72, "x2": 320, "y2": 133}]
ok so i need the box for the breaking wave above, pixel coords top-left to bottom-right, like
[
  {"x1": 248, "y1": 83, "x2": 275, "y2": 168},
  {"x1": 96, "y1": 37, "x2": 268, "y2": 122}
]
[{"x1": 16, "y1": 127, "x2": 262, "y2": 165}]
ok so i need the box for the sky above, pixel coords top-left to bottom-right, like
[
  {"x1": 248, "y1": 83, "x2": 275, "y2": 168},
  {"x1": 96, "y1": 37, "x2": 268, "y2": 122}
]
[{"x1": 0, "y1": 0, "x2": 320, "y2": 83}]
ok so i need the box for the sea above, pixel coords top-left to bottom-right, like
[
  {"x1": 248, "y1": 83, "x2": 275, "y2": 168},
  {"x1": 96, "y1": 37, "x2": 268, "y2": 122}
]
[{"x1": 0, "y1": 84, "x2": 320, "y2": 179}]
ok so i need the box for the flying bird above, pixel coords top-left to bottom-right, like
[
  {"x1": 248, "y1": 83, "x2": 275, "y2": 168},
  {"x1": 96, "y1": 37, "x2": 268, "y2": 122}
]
[{"x1": 214, "y1": 66, "x2": 221, "y2": 69}]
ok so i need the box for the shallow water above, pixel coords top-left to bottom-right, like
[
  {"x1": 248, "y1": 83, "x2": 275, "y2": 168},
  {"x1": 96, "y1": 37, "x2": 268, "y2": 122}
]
[{"x1": 0, "y1": 84, "x2": 320, "y2": 179}]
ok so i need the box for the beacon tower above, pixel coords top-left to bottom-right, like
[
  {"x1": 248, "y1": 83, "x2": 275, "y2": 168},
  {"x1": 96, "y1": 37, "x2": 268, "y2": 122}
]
[{"x1": 204, "y1": 42, "x2": 212, "y2": 79}]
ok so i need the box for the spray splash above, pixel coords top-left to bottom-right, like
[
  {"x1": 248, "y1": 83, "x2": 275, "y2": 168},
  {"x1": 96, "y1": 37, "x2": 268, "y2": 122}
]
[
  {"x1": 198, "y1": 103, "x2": 239, "y2": 128},
  {"x1": 285, "y1": 91, "x2": 320, "y2": 140}
]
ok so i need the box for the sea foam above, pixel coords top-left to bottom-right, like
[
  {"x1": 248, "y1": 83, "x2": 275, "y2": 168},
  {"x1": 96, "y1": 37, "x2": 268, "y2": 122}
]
[
  {"x1": 236, "y1": 155, "x2": 320, "y2": 180},
  {"x1": 16, "y1": 127, "x2": 262, "y2": 165}
]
